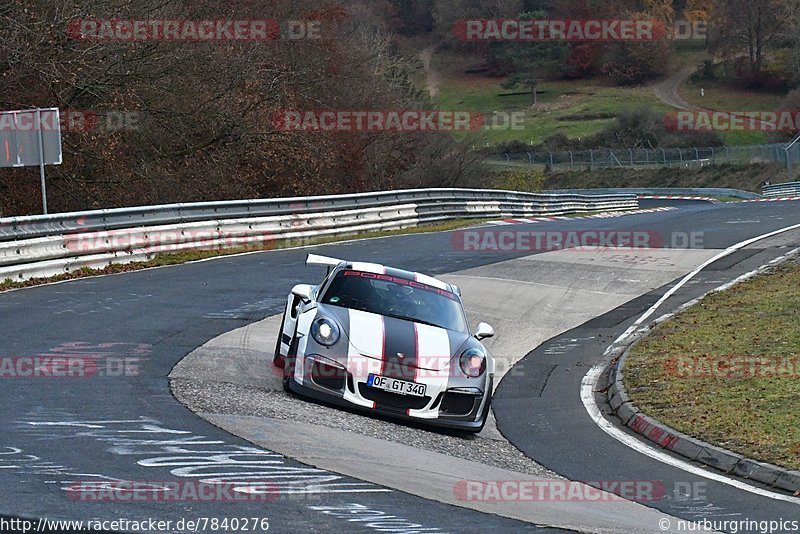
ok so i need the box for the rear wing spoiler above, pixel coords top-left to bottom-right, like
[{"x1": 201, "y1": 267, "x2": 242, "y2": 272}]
[{"x1": 306, "y1": 254, "x2": 344, "y2": 269}]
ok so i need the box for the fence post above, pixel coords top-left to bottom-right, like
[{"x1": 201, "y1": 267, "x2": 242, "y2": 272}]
[
  {"x1": 694, "y1": 147, "x2": 699, "y2": 162},
  {"x1": 550, "y1": 152, "x2": 554, "y2": 168},
  {"x1": 661, "y1": 148, "x2": 666, "y2": 166},
  {"x1": 569, "y1": 150, "x2": 573, "y2": 168},
  {"x1": 679, "y1": 148, "x2": 683, "y2": 166},
  {"x1": 629, "y1": 148, "x2": 633, "y2": 166},
  {"x1": 527, "y1": 152, "x2": 532, "y2": 164},
  {"x1": 645, "y1": 149, "x2": 649, "y2": 165},
  {"x1": 589, "y1": 149, "x2": 594, "y2": 169}
]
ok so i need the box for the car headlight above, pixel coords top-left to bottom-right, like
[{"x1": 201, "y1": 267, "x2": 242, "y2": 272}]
[
  {"x1": 311, "y1": 316, "x2": 340, "y2": 346},
  {"x1": 459, "y1": 348, "x2": 486, "y2": 378}
]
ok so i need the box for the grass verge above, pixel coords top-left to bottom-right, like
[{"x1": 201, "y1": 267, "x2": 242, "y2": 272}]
[
  {"x1": 623, "y1": 259, "x2": 800, "y2": 470},
  {"x1": 510, "y1": 163, "x2": 777, "y2": 193},
  {"x1": 435, "y1": 74, "x2": 670, "y2": 146}
]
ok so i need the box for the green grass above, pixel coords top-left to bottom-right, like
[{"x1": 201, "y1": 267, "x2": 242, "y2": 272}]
[
  {"x1": 678, "y1": 79, "x2": 784, "y2": 145},
  {"x1": 679, "y1": 79, "x2": 786, "y2": 113},
  {"x1": 435, "y1": 76, "x2": 670, "y2": 147},
  {"x1": 670, "y1": 40, "x2": 712, "y2": 70},
  {"x1": 624, "y1": 260, "x2": 800, "y2": 470}
]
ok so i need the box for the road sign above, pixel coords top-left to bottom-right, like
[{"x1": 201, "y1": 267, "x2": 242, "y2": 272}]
[{"x1": 0, "y1": 108, "x2": 62, "y2": 214}]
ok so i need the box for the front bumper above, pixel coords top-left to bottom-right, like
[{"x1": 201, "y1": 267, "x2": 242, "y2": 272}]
[{"x1": 288, "y1": 352, "x2": 491, "y2": 431}]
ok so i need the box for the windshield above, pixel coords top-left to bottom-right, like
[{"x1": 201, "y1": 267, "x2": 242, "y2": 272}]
[{"x1": 321, "y1": 270, "x2": 467, "y2": 332}]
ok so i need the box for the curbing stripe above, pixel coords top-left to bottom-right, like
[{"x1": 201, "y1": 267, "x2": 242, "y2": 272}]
[
  {"x1": 487, "y1": 206, "x2": 676, "y2": 226},
  {"x1": 637, "y1": 195, "x2": 719, "y2": 203}
]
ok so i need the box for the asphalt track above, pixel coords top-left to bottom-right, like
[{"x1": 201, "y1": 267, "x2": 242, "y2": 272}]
[{"x1": 1, "y1": 198, "x2": 799, "y2": 533}]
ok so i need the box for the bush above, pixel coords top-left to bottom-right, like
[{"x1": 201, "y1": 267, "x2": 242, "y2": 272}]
[
  {"x1": 690, "y1": 60, "x2": 718, "y2": 83},
  {"x1": 491, "y1": 140, "x2": 532, "y2": 154},
  {"x1": 601, "y1": 40, "x2": 672, "y2": 86},
  {"x1": 585, "y1": 108, "x2": 723, "y2": 149},
  {"x1": 494, "y1": 168, "x2": 546, "y2": 192}
]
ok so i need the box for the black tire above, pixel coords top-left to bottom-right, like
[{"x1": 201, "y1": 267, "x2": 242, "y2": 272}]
[
  {"x1": 273, "y1": 311, "x2": 287, "y2": 368},
  {"x1": 282, "y1": 336, "x2": 298, "y2": 394}
]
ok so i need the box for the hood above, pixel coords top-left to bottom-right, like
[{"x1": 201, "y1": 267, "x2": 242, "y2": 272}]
[{"x1": 320, "y1": 303, "x2": 470, "y2": 372}]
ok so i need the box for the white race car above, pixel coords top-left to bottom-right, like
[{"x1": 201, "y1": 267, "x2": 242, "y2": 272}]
[{"x1": 274, "y1": 254, "x2": 495, "y2": 432}]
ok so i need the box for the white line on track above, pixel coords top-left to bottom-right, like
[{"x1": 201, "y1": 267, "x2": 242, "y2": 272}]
[{"x1": 582, "y1": 222, "x2": 800, "y2": 505}]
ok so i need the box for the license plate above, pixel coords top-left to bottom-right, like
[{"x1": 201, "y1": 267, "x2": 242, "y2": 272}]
[{"x1": 367, "y1": 374, "x2": 427, "y2": 397}]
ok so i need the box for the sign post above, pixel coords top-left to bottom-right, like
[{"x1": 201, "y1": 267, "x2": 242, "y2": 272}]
[{"x1": 36, "y1": 109, "x2": 48, "y2": 214}]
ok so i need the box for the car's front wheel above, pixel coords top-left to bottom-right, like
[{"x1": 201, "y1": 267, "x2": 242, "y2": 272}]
[
  {"x1": 282, "y1": 336, "x2": 299, "y2": 393},
  {"x1": 273, "y1": 311, "x2": 287, "y2": 369}
]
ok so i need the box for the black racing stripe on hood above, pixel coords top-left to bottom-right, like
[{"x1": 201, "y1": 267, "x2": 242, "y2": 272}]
[{"x1": 381, "y1": 316, "x2": 417, "y2": 381}]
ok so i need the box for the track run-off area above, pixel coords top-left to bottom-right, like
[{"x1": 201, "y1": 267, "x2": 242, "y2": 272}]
[{"x1": 1, "y1": 198, "x2": 799, "y2": 533}]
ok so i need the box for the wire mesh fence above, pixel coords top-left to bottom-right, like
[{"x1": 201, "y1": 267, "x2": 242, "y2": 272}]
[
  {"x1": 785, "y1": 134, "x2": 800, "y2": 180},
  {"x1": 486, "y1": 141, "x2": 800, "y2": 179}
]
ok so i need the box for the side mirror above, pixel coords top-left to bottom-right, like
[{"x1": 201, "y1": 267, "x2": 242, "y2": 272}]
[
  {"x1": 291, "y1": 284, "x2": 314, "y2": 304},
  {"x1": 475, "y1": 322, "x2": 494, "y2": 340}
]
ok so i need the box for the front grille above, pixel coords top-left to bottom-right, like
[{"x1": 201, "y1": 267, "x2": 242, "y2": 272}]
[
  {"x1": 358, "y1": 384, "x2": 430, "y2": 411},
  {"x1": 310, "y1": 360, "x2": 346, "y2": 391},
  {"x1": 440, "y1": 392, "x2": 478, "y2": 415}
]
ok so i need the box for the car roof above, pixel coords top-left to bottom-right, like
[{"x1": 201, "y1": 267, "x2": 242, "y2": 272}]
[{"x1": 342, "y1": 261, "x2": 458, "y2": 295}]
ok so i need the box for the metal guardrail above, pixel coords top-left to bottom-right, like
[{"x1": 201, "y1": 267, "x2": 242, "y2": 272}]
[
  {"x1": 0, "y1": 188, "x2": 638, "y2": 282},
  {"x1": 545, "y1": 187, "x2": 761, "y2": 200},
  {"x1": 762, "y1": 181, "x2": 800, "y2": 198}
]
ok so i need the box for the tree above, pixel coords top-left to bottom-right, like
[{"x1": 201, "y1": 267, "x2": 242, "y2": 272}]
[
  {"x1": 602, "y1": 40, "x2": 672, "y2": 85},
  {"x1": 431, "y1": 0, "x2": 522, "y2": 44},
  {"x1": 710, "y1": 0, "x2": 788, "y2": 83},
  {"x1": 0, "y1": 0, "x2": 484, "y2": 215},
  {"x1": 684, "y1": 0, "x2": 713, "y2": 24},
  {"x1": 493, "y1": 11, "x2": 569, "y2": 105}
]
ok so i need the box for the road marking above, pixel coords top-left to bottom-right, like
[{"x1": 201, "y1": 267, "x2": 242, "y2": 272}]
[
  {"x1": 618, "y1": 222, "x2": 800, "y2": 341},
  {"x1": 582, "y1": 222, "x2": 800, "y2": 504}
]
